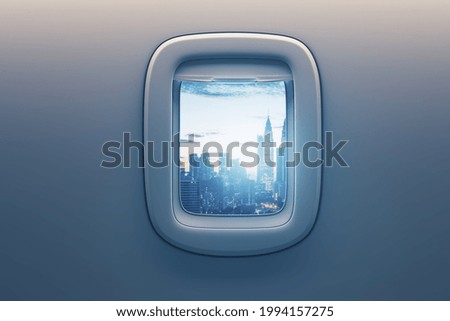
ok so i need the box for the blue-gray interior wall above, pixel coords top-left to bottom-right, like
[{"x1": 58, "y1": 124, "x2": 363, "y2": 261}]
[{"x1": 1, "y1": 1, "x2": 449, "y2": 299}]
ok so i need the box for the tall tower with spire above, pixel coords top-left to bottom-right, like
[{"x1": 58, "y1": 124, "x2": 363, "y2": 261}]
[{"x1": 257, "y1": 116, "x2": 275, "y2": 191}]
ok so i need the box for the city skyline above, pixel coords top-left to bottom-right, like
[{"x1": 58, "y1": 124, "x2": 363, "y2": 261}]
[{"x1": 180, "y1": 115, "x2": 287, "y2": 215}]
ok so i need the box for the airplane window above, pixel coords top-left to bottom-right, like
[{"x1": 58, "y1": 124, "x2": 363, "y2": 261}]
[
  {"x1": 144, "y1": 33, "x2": 321, "y2": 255},
  {"x1": 178, "y1": 81, "x2": 287, "y2": 215}
]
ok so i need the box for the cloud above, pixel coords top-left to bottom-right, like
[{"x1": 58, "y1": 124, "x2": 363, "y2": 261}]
[
  {"x1": 185, "y1": 131, "x2": 222, "y2": 138},
  {"x1": 180, "y1": 81, "x2": 285, "y2": 97},
  {"x1": 185, "y1": 133, "x2": 204, "y2": 138},
  {"x1": 203, "y1": 131, "x2": 222, "y2": 136}
]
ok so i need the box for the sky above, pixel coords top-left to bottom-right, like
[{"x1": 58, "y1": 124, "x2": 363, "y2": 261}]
[{"x1": 179, "y1": 81, "x2": 286, "y2": 179}]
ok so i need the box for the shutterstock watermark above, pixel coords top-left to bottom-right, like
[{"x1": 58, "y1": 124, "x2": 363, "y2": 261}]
[{"x1": 100, "y1": 132, "x2": 349, "y2": 169}]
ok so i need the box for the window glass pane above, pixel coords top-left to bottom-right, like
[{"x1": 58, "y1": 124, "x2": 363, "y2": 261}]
[{"x1": 179, "y1": 81, "x2": 287, "y2": 215}]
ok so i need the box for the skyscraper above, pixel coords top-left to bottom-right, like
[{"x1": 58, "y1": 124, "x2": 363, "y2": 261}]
[
  {"x1": 180, "y1": 169, "x2": 201, "y2": 213},
  {"x1": 275, "y1": 119, "x2": 287, "y2": 201},
  {"x1": 257, "y1": 116, "x2": 275, "y2": 191}
]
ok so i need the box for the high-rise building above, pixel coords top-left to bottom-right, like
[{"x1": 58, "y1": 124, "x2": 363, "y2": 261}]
[
  {"x1": 218, "y1": 152, "x2": 229, "y2": 175},
  {"x1": 188, "y1": 153, "x2": 201, "y2": 181},
  {"x1": 257, "y1": 116, "x2": 275, "y2": 191},
  {"x1": 180, "y1": 169, "x2": 201, "y2": 213},
  {"x1": 204, "y1": 176, "x2": 224, "y2": 213},
  {"x1": 256, "y1": 135, "x2": 264, "y2": 183},
  {"x1": 240, "y1": 178, "x2": 255, "y2": 205},
  {"x1": 275, "y1": 119, "x2": 287, "y2": 201},
  {"x1": 199, "y1": 152, "x2": 214, "y2": 181}
]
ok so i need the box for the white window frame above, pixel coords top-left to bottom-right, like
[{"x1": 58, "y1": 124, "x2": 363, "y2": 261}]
[{"x1": 144, "y1": 33, "x2": 321, "y2": 256}]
